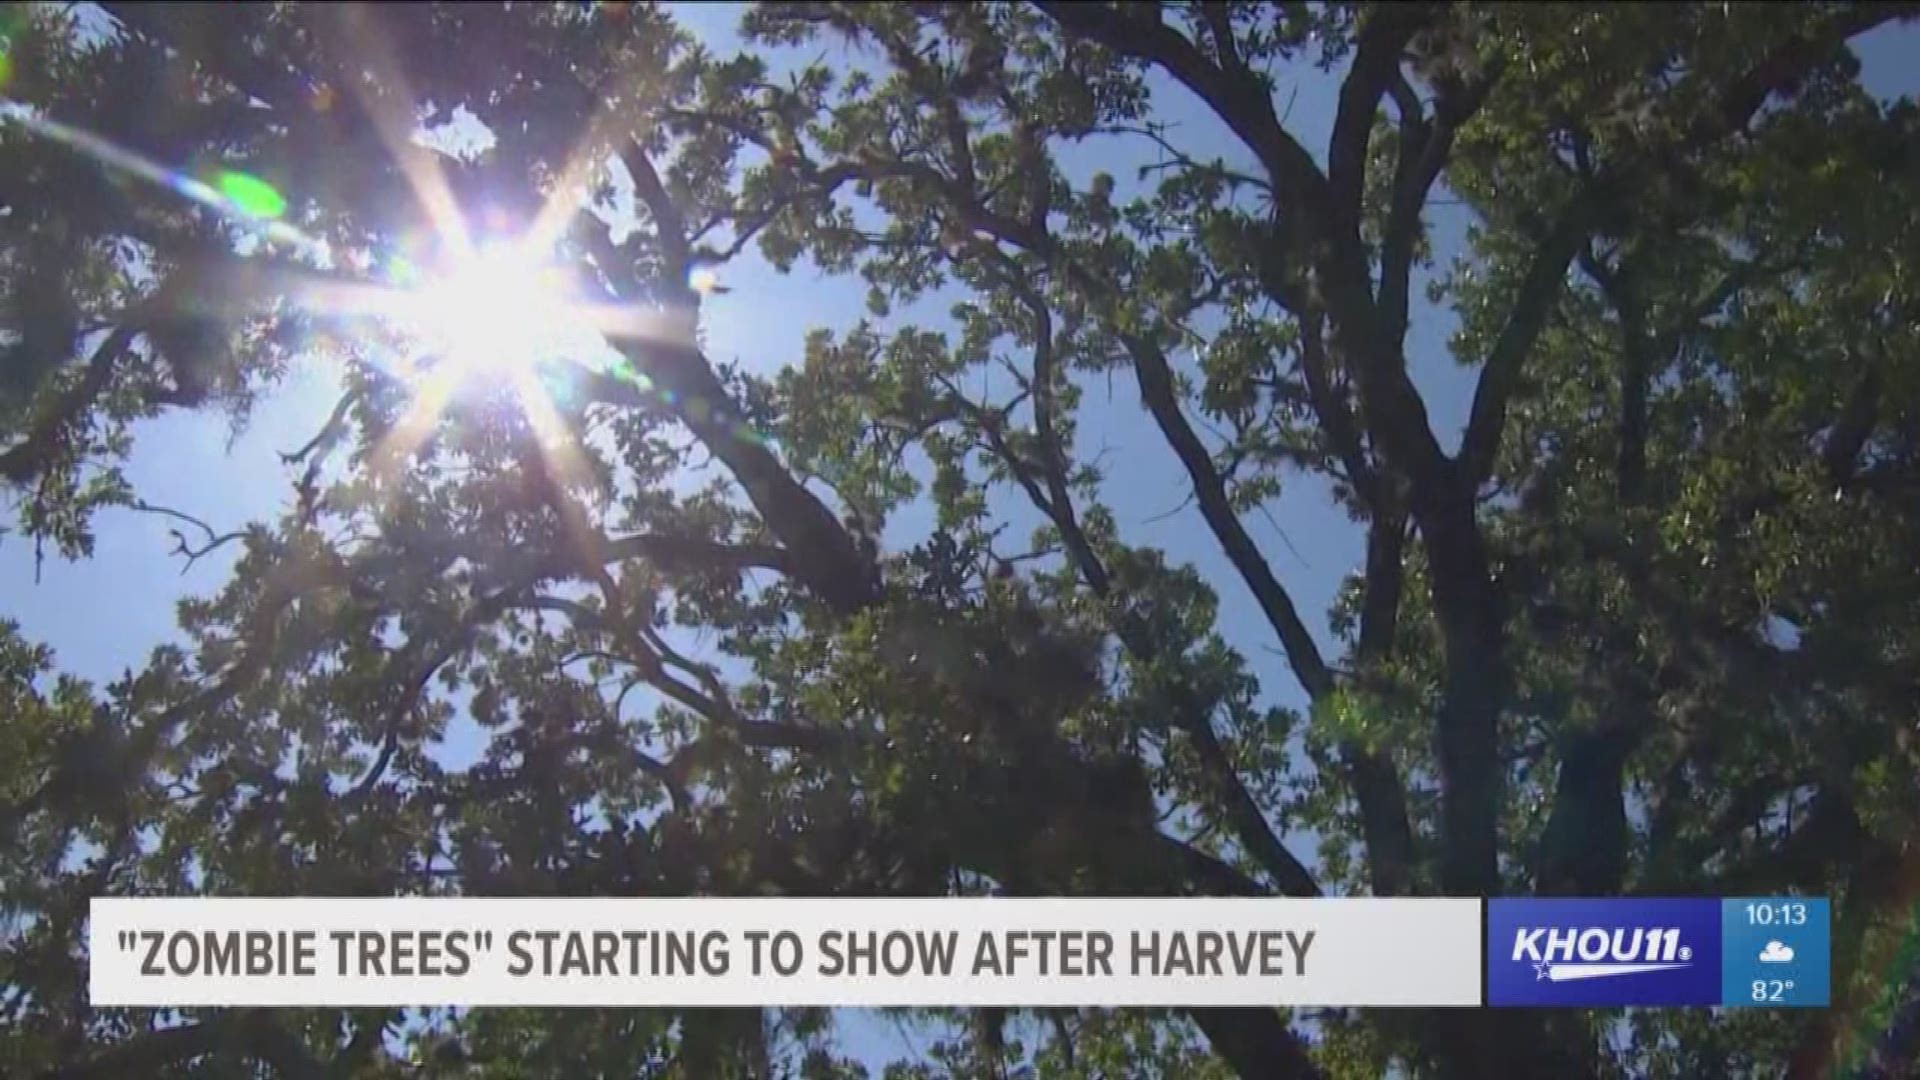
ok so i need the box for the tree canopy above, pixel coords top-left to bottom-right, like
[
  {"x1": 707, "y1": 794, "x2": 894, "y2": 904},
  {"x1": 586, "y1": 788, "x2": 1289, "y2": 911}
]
[{"x1": 3, "y1": 3, "x2": 1919, "y2": 1077}]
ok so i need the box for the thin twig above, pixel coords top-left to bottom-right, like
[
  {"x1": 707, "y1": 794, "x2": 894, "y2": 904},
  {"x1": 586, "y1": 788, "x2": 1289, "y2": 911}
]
[{"x1": 129, "y1": 500, "x2": 248, "y2": 572}]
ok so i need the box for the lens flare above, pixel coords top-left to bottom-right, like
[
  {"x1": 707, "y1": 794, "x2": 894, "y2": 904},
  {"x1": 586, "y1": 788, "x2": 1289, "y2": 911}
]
[
  {"x1": 0, "y1": 91, "x2": 781, "y2": 472},
  {"x1": 0, "y1": 100, "x2": 323, "y2": 258},
  {"x1": 402, "y1": 242, "x2": 573, "y2": 375},
  {"x1": 217, "y1": 170, "x2": 287, "y2": 219},
  {"x1": 386, "y1": 254, "x2": 423, "y2": 287}
]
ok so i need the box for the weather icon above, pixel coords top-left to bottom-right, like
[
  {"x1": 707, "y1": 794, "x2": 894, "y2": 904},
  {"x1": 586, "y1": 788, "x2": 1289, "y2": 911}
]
[{"x1": 1759, "y1": 941, "x2": 1795, "y2": 964}]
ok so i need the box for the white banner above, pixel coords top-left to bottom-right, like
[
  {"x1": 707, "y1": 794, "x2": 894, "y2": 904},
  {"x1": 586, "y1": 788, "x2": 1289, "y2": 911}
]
[{"x1": 89, "y1": 897, "x2": 1481, "y2": 1007}]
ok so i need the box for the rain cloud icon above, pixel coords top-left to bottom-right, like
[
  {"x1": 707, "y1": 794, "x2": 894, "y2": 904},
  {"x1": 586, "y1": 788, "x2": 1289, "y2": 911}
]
[{"x1": 1759, "y1": 941, "x2": 1795, "y2": 964}]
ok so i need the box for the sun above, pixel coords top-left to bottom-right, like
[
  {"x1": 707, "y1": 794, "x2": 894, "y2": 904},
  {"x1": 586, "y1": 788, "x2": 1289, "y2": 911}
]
[
  {"x1": 364, "y1": 235, "x2": 605, "y2": 469},
  {"x1": 366, "y1": 228, "x2": 686, "y2": 473},
  {"x1": 401, "y1": 240, "x2": 578, "y2": 378}
]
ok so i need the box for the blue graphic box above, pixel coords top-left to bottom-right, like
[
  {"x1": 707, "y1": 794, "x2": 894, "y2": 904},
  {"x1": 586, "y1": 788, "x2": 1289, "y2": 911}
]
[
  {"x1": 1488, "y1": 898, "x2": 1723, "y2": 1006},
  {"x1": 1721, "y1": 897, "x2": 1831, "y2": 1007}
]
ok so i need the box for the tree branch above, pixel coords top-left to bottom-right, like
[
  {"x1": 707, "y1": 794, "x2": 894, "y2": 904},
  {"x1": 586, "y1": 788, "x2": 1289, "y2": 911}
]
[
  {"x1": 1379, "y1": 65, "x2": 1499, "y2": 335},
  {"x1": 0, "y1": 320, "x2": 145, "y2": 486},
  {"x1": 1699, "y1": 3, "x2": 1920, "y2": 150},
  {"x1": 1121, "y1": 331, "x2": 1336, "y2": 700},
  {"x1": 1457, "y1": 202, "x2": 1591, "y2": 486},
  {"x1": 1328, "y1": 6, "x2": 1431, "y2": 241},
  {"x1": 1291, "y1": 309, "x2": 1381, "y2": 510},
  {"x1": 281, "y1": 391, "x2": 356, "y2": 466},
  {"x1": 574, "y1": 357, "x2": 879, "y2": 614},
  {"x1": 1189, "y1": 1008, "x2": 1325, "y2": 1080},
  {"x1": 952, "y1": 282, "x2": 1320, "y2": 900},
  {"x1": 622, "y1": 141, "x2": 694, "y2": 288},
  {"x1": 1583, "y1": 244, "x2": 1656, "y2": 505},
  {"x1": 1036, "y1": 2, "x2": 1332, "y2": 219},
  {"x1": 128, "y1": 501, "x2": 249, "y2": 571},
  {"x1": 1462, "y1": 1, "x2": 1920, "y2": 490},
  {"x1": 45, "y1": 1013, "x2": 324, "y2": 1080},
  {"x1": 345, "y1": 586, "x2": 526, "y2": 801},
  {"x1": 602, "y1": 532, "x2": 799, "y2": 579},
  {"x1": 1350, "y1": 507, "x2": 1416, "y2": 896}
]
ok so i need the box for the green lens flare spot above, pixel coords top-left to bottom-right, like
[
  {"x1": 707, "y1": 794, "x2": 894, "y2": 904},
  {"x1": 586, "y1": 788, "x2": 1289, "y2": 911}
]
[
  {"x1": 0, "y1": 51, "x2": 14, "y2": 92},
  {"x1": 387, "y1": 255, "x2": 422, "y2": 287},
  {"x1": 216, "y1": 170, "x2": 287, "y2": 219}
]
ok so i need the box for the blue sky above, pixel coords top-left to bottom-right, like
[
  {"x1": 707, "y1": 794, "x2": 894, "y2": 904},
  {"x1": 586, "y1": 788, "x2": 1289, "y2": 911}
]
[{"x1": 4, "y1": 6, "x2": 1916, "y2": 1071}]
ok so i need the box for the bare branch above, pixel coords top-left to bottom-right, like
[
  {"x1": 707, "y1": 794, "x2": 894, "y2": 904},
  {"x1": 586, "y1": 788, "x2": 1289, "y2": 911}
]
[
  {"x1": 1328, "y1": 6, "x2": 1431, "y2": 239},
  {"x1": 1379, "y1": 65, "x2": 1500, "y2": 334},
  {"x1": 128, "y1": 501, "x2": 248, "y2": 572},
  {"x1": 1095, "y1": 122, "x2": 1272, "y2": 192},
  {"x1": 280, "y1": 391, "x2": 356, "y2": 466}
]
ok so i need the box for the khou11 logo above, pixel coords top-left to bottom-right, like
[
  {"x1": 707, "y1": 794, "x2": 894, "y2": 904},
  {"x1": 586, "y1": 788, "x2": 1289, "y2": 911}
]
[{"x1": 1487, "y1": 898, "x2": 1830, "y2": 1007}]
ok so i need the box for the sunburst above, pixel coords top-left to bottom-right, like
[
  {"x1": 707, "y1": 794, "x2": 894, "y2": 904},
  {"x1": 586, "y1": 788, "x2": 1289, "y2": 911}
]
[
  {"x1": 6, "y1": 5, "x2": 715, "y2": 500},
  {"x1": 398, "y1": 241, "x2": 581, "y2": 379}
]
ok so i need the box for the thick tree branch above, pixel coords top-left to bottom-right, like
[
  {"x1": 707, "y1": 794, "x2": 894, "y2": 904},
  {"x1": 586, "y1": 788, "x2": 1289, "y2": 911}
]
[
  {"x1": 622, "y1": 142, "x2": 694, "y2": 288},
  {"x1": 1121, "y1": 332, "x2": 1336, "y2": 701},
  {"x1": 1327, "y1": 6, "x2": 1431, "y2": 240},
  {"x1": 549, "y1": 102, "x2": 883, "y2": 618},
  {"x1": 1379, "y1": 67, "x2": 1499, "y2": 335},
  {"x1": 1457, "y1": 203, "x2": 1591, "y2": 486},
  {"x1": 1197, "y1": 4, "x2": 1246, "y2": 77},
  {"x1": 1035, "y1": 1, "x2": 1332, "y2": 219},
  {"x1": 0, "y1": 321, "x2": 144, "y2": 486},
  {"x1": 1351, "y1": 508, "x2": 1416, "y2": 896},
  {"x1": 1701, "y1": 3, "x2": 1920, "y2": 149},
  {"x1": 602, "y1": 532, "x2": 799, "y2": 579},
  {"x1": 1582, "y1": 246, "x2": 1656, "y2": 505},
  {"x1": 1291, "y1": 309, "x2": 1381, "y2": 510},
  {"x1": 1191, "y1": 1010, "x2": 1325, "y2": 1080},
  {"x1": 576, "y1": 357, "x2": 879, "y2": 614}
]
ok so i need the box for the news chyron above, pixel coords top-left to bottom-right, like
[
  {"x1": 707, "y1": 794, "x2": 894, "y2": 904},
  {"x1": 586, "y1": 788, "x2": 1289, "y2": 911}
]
[{"x1": 1487, "y1": 897, "x2": 1830, "y2": 1008}]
